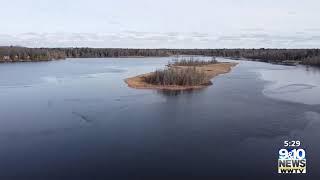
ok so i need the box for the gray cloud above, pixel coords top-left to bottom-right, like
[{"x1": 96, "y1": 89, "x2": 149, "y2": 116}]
[
  {"x1": 287, "y1": 11, "x2": 297, "y2": 16},
  {"x1": 1, "y1": 31, "x2": 320, "y2": 48},
  {"x1": 216, "y1": 33, "x2": 320, "y2": 48},
  {"x1": 304, "y1": 28, "x2": 320, "y2": 32},
  {"x1": 0, "y1": 31, "x2": 213, "y2": 48}
]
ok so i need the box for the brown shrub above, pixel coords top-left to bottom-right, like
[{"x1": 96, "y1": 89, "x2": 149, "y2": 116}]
[{"x1": 144, "y1": 67, "x2": 209, "y2": 86}]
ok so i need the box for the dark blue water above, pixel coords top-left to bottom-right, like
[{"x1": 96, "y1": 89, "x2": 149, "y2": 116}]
[{"x1": 0, "y1": 58, "x2": 319, "y2": 180}]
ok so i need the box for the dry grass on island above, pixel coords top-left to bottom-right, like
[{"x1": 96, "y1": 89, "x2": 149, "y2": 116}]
[{"x1": 125, "y1": 58, "x2": 237, "y2": 90}]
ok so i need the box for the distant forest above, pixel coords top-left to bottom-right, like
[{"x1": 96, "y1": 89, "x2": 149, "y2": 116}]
[{"x1": 1, "y1": 46, "x2": 320, "y2": 66}]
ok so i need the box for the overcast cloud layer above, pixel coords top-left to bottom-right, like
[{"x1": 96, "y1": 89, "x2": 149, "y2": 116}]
[{"x1": 1, "y1": 0, "x2": 320, "y2": 48}]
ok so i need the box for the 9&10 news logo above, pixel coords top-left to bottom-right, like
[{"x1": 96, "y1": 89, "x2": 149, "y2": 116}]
[{"x1": 278, "y1": 141, "x2": 306, "y2": 174}]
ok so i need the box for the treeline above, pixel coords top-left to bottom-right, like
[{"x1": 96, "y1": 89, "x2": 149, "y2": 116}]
[
  {"x1": 0, "y1": 46, "x2": 66, "y2": 62},
  {"x1": 1, "y1": 46, "x2": 320, "y2": 66}
]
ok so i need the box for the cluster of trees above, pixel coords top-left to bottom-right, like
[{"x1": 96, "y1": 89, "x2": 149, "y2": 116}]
[
  {"x1": 1, "y1": 46, "x2": 320, "y2": 66},
  {"x1": 170, "y1": 57, "x2": 218, "y2": 66},
  {"x1": 301, "y1": 55, "x2": 320, "y2": 66},
  {"x1": 59, "y1": 48, "x2": 171, "y2": 57},
  {"x1": 0, "y1": 46, "x2": 66, "y2": 62},
  {"x1": 145, "y1": 67, "x2": 208, "y2": 86}
]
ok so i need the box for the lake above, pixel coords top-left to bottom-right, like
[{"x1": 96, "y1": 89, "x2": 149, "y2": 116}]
[{"x1": 0, "y1": 57, "x2": 319, "y2": 180}]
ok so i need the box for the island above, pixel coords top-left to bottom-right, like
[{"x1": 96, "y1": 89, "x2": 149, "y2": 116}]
[{"x1": 125, "y1": 59, "x2": 237, "y2": 90}]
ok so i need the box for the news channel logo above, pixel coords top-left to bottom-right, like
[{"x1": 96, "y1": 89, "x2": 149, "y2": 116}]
[{"x1": 278, "y1": 141, "x2": 306, "y2": 174}]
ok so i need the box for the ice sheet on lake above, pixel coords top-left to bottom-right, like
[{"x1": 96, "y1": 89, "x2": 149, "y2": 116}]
[{"x1": 257, "y1": 65, "x2": 320, "y2": 105}]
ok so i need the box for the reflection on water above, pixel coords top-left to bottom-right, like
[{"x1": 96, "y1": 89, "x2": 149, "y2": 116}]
[{"x1": 157, "y1": 89, "x2": 199, "y2": 96}]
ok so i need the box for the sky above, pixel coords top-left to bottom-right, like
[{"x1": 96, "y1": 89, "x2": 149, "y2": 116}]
[{"x1": 1, "y1": 0, "x2": 320, "y2": 48}]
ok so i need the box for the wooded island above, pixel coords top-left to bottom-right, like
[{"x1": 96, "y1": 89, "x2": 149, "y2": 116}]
[{"x1": 125, "y1": 58, "x2": 237, "y2": 90}]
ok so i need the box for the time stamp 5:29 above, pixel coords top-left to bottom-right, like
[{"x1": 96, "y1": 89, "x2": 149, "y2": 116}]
[{"x1": 284, "y1": 140, "x2": 301, "y2": 147}]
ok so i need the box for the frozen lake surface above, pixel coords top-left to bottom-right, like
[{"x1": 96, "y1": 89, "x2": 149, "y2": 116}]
[{"x1": 0, "y1": 57, "x2": 319, "y2": 179}]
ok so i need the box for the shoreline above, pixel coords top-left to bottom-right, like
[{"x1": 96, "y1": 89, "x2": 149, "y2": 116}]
[{"x1": 125, "y1": 62, "x2": 238, "y2": 90}]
